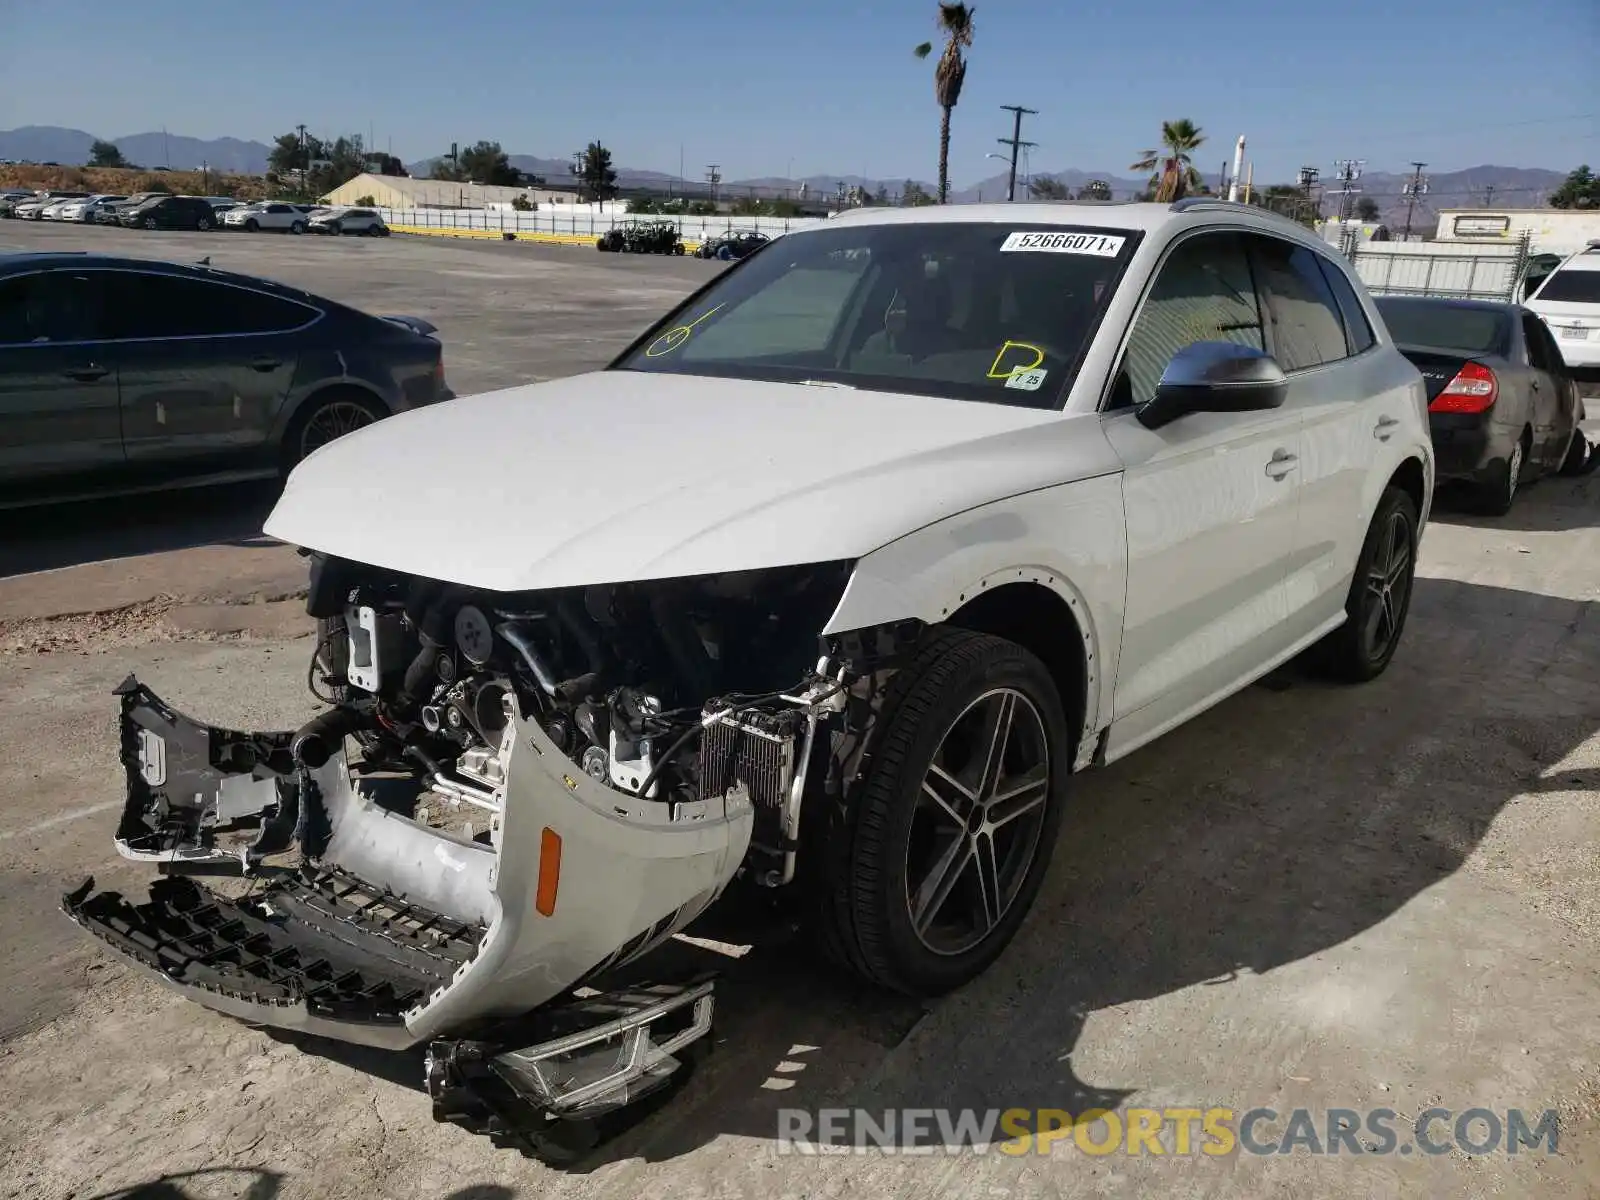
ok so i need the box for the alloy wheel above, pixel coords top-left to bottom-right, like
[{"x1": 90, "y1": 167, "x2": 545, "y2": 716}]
[
  {"x1": 905, "y1": 687, "x2": 1051, "y2": 957},
  {"x1": 299, "y1": 399, "x2": 377, "y2": 459},
  {"x1": 1361, "y1": 508, "x2": 1413, "y2": 661},
  {"x1": 1506, "y1": 441, "x2": 1523, "y2": 507}
]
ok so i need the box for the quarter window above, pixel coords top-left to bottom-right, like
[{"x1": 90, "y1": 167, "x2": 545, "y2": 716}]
[
  {"x1": 107, "y1": 274, "x2": 317, "y2": 339},
  {"x1": 1250, "y1": 237, "x2": 1350, "y2": 370},
  {"x1": 1315, "y1": 256, "x2": 1376, "y2": 354},
  {"x1": 1113, "y1": 230, "x2": 1265, "y2": 409}
]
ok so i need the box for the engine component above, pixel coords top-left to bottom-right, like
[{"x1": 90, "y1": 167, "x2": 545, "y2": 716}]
[
  {"x1": 455, "y1": 605, "x2": 495, "y2": 666},
  {"x1": 346, "y1": 605, "x2": 406, "y2": 693},
  {"x1": 582, "y1": 745, "x2": 608, "y2": 782}
]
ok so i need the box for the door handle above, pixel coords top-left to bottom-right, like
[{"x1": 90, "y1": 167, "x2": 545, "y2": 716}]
[
  {"x1": 62, "y1": 365, "x2": 110, "y2": 382},
  {"x1": 249, "y1": 357, "x2": 283, "y2": 372},
  {"x1": 1265, "y1": 449, "x2": 1298, "y2": 479},
  {"x1": 1374, "y1": 415, "x2": 1400, "y2": 441}
]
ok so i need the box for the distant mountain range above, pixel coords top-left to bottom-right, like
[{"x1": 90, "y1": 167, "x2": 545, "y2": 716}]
[{"x1": 1, "y1": 126, "x2": 1569, "y2": 228}]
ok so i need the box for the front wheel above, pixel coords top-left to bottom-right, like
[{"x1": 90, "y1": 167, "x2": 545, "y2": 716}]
[
  {"x1": 1475, "y1": 434, "x2": 1526, "y2": 516},
  {"x1": 143, "y1": 217, "x2": 157, "y2": 230},
  {"x1": 806, "y1": 628, "x2": 1071, "y2": 996},
  {"x1": 1558, "y1": 424, "x2": 1591, "y2": 476},
  {"x1": 1309, "y1": 485, "x2": 1420, "y2": 682},
  {"x1": 245, "y1": 218, "x2": 260, "y2": 232},
  {"x1": 197, "y1": 217, "x2": 212, "y2": 231},
  {"x1": 289, "y1": 221, "x2": 305, "y2": 235}
]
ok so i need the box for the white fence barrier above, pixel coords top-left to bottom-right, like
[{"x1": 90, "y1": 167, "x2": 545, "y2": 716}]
[
  {"x1": 1347, "y1": 236, "x2": 1531, "y2": 303},
  {"x1": 378, "y1": 206, "x2": 829, "y2": 242}
]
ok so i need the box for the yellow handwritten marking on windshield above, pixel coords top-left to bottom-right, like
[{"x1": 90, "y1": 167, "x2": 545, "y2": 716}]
[
  {"x1": 987, "y1": 341, "x2": 1046, "y2": 379},
  {"x1": 645, "y1": 304, "x2": 726, "y2": 357}
]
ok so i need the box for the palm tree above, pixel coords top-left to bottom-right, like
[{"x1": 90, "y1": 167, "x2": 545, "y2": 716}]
[
  {"x1": 1131, "y1": 119, "x2": 1207, "y2": 203},
  {"x1": 913, "y1": 4, "x2": 975, "y2": 205}
]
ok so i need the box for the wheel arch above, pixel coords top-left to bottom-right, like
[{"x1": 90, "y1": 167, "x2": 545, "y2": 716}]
[{"x1": 273, "y1": 381, "x2": 392, "y2": 453}]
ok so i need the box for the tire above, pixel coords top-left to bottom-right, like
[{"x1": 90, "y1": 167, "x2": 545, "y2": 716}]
[
  {"x1": 280, "y1": 390, "x2": 387, "y2": 473},
  {"x1": 143, "y1": 217, "x2": 157, "y2": 230},
  {"x1": 1558, "y1": 424, "x2": 1591, "y2": 476},
  {"x1": 1309, "y1": 485, "x2": 1420, "y2": 683},
  {"x1": 717, "y1": 245, "x2": 733, "y2": 261},
  {"x1": 245, "y1": 218, "x2": 260, "y2": 232},
  {"x1": 290, "y1": 221, "x2": 305, "y2": 235},
  {"x1": 197, "y1": 217, "x2": 212, "y2": 232},
  {"x1": 1475, "y1": 431, "x2": 1527, "y2": 516},
  {"x1": 804, "y1": 627, "x2": 1072, "y2": 996}
]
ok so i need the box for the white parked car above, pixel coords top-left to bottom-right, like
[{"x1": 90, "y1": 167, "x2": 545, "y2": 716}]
[
  {"x1": 52, "y1": 194, "x2": 127, "y2": 222},
  {"x1": 309, "y1": 205, "x2": 388, "y2": 236},
  {"x1": 223, "y1": 201, "x2": 313, "y2": 233},
  {"x1": 69, "y1": 200, "x2": 1433, "y2": 1158},
  {"x1": 1525, "y1": 239, "x2": 1600, "y2": 407},
  {"x1": 15, "y1": 192, "x2": 87, "y2": 220}
]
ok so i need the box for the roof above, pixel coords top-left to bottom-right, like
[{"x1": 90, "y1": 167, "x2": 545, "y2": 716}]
[
  {"x1": 0, "y1": 251, "x2": 323, "y2": 302},
  {"x1": 817, "y1": 198, "x2": 1324, "y2": 244},
  {"x1": 323, "y1": 172, "x2": 563, "y2": 206}
]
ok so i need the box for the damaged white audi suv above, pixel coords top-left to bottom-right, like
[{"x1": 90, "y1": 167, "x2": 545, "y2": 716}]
[{"x1": 67, "y1": 198, "x2": 1433, "y2": 1158}]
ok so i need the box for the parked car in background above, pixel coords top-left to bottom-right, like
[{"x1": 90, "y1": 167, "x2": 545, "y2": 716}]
[
  {"x1": 39, "y1": 198, "x2": 83, "y2": 220},
  {"x1": 308, "y1": 206, "x2": 388, "y2": 236},
  {"x1": 224, "y1": 201, "x2": 312, "y2": 234},
  {"x1": 0, "y1": 189, "x2": 34, "y2": 215},
  {"x1": 693, "y1": 228, "x2": 771, "y2": 260},
  {"x1": 95, "y1": 192, "x2": 163, "y2": 225},
  {"x1": 0, "y1": 252, "x2": 450, "y2": 507},
  {"x1": 1524, "y1": 240, "x2": 1600, "y2": 407},
  {"x1": 1373, "y1": 295, "x2": 1587, "y2": 513},
  {"x1": 13, "y1": 191, "x2": 89, "y2": 220},
  {"x1": 117, "y1": 195, "x2": 220, "y2": 231},
  {"x1": 53, "y1": 194, "x2": 127, "y2": 223}
]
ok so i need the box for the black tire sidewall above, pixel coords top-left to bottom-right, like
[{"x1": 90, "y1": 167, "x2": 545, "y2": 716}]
[
  {"x1": 1348, "y1": 487, "x2": 1420, "y2": 676},
  {"x1": 849, "y1": 631, "x2": 1073, "y2": 995},
  {"x1": 281, "y1": 392, "x2": 386, "y2": 473}
]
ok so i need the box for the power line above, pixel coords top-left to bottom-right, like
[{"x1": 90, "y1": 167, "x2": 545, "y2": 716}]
[{"x1": 1401, "y1": 161, "x2": 1428, "y2": 240}]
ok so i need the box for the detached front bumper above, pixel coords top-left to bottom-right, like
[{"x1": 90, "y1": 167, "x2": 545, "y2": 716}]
[{"x1": 67, "y1": 678, "x2": 754, "y2": 1057}]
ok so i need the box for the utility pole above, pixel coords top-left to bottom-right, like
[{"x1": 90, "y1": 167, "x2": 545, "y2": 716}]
[
  {"x1": 1329, "y1": 158, "x2": 1365, "y2": 222},
  {"x1": 1227, "y1": 135, "x2": 1246, "y2": 202},
  {"x1": 1297, "y1": 166, "x2": 1320, "y2": 224},
  {"x1": 997, "y1": 105, "x2": 1038, "y2": 202},
  {"x1": 705, "y1": 165, "x2": 721, "y2": 205},
  {"x1": 1483, "y1": 184, "x2": 1497, "y2": 207},
  {"x1": 1401, "y1": 161, "x2": 1428, "y2": 241}
]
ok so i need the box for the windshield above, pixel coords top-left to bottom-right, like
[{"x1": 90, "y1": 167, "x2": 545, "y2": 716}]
[
  {"x1": 1374, "y1": 298, "x2": 1511, "y2": 355},
  {"x1": 613, "y1": 221, "x2": 1139, "y2": 408},
  {"x1": 1534, "y1": 266, "x2": 1600, "y2": 305}
]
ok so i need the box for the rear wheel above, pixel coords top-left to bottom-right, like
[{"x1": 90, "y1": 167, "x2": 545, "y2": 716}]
[
  {"x1": 1476, "y1": 432, "x2": 1527, "y2": 516},
  {"x1": 143, "y1": 217, "x2": 157, "y2": 230},
  {"x1": 805, "y1": 628, "x2": 1072, "y2": 996},
  {"x1": 1309, "y1": 485, "x2": 1420, "y2": 682},
  {"x1": 197, "y1": 216, "x2": 212, "y2": 232},
  {"x1": 282, "y1": 390, "x2": 386, "y2": 472},
  {"x1": 290, "y1": 221, "x2": 306, "y2": 235},
  {"x1": 1558, "y1": 424, "x2": 1591, "y2": 476},
  {"x1": 245, "y1": 218, "x2": 260, "y2": 232}
]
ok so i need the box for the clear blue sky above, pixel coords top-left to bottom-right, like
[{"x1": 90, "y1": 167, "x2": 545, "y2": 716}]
[{"x1": 3, "y1": 0, "x2": 1596, "y2": 187}]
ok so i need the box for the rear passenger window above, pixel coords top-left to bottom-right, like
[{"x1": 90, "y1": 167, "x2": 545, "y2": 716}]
[
  {"x1": 0, "y1": 272, "x2": 106, "y2": 344},
  {"x1": 1250, "y1": 237, "x2": 1350, "y2": 370},
  {"x1": 1315, "y1": 256, "x2": 1376, "y2": 354},
  {"x1": 109, "y1": 274, "x2": 317, "y2": 339},
  {"x1": 1112, "y1": 230, "x2": 1265, "y2": 409}
]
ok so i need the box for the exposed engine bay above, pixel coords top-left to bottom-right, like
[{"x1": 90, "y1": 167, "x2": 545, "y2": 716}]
[{"x1": 64, "y1": 550, "x2": 919, "y2": 1159}]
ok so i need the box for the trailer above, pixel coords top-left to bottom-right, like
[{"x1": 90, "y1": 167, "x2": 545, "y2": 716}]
[{"x1": 1340, "y1": 228, "x2": 1532, "y2": 303}]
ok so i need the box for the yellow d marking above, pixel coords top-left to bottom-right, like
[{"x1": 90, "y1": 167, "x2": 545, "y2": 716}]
[
  {"x1": 646, "y1": 304, "x2": 726, "y2": 357},
  {"x1": 987, "y1": 340, "x2": 1046, "y2": 379}
]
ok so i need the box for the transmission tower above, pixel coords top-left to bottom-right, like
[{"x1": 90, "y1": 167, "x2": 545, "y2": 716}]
[{"x1": 1327, "y1": 159, "x2": 1365, "y2": 222}]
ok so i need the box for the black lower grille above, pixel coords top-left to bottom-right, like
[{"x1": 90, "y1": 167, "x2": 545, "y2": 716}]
[
  {"x1": 64, "y1": 868, "x2": 485, "y2": 1023},
  {"x1": 698, "y1": 708, "x2": 799, "y2": 810}
]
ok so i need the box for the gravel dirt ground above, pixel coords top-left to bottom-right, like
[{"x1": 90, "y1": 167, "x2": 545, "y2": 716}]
[{"x1": 0, "y1": 223, "x2": 1596, "y2": 1200}]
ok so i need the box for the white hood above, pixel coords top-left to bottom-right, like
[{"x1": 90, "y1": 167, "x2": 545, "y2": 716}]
[{"x1": 265, "y1": 371, "x2": 1089, "y2": 592}]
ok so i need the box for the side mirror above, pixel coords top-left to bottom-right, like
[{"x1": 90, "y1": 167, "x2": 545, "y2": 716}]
[{"x1": 1137, "y1": 341, "x2": 1289, "y2": 430}]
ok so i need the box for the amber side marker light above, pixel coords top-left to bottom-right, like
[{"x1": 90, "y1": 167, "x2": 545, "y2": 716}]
[{"x1": 536, "y1": 827, "x2": 562, "y2": 917}]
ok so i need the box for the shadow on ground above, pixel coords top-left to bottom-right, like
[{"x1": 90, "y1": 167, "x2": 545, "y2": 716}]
[
  {"x1": 0, "y1": 481, "x2": 281, "y2": 578},
  {"x1": 1428, "y1": 460, "x2": 1600, "y2": 534},
  {"x1": 82, "y1": 1168, "x2": 512, "y2": 1200},
  {"x1": 274, "y1": 574, "x2": 1598, "y2": 1172}
]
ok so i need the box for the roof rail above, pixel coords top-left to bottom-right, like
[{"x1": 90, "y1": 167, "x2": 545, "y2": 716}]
[{"x1": 1168, "y1": 196, "x2": 1306, "y2": 229}]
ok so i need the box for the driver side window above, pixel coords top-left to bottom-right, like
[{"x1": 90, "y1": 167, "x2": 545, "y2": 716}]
[{"x1": 1109, "y1": 231, "x2": 1264, "y2": 410}]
